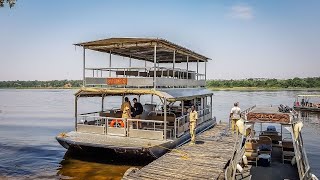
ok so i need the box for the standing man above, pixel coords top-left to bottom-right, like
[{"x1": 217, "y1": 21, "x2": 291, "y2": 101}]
[
  {"x1": 189, "y1": 106, "x2": 198, "y2": 145},
  {"x1": 121, "y1": 97, "x2": 132, "y2": 118},
  {"x1": 230, "y1": 102, "x2": 241, "y2": 133}
]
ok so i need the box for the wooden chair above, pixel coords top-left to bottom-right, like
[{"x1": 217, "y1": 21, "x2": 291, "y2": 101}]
[
  {"x1": 282, "y1": 138, "x2": 295, "y2": 163},
  {"x1": 258, "y1": 136, "x2": 272, "y2": 156},
  {"x1": 244, "y1": 140, "x2": 258, "y2": 166}
]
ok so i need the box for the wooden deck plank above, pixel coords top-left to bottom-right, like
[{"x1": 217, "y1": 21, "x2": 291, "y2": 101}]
[{"x1": 123, "y1": 123, "x2": 235, "y2": 180}]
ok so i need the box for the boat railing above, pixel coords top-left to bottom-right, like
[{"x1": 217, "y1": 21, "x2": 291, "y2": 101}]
[
  {"x1": 85, "y1": 67, "x2": 205, "y2": 80},
  {"x1": 76, "y1": 113, "x2": 171, "y2": 140},
  {"x1": 84, "y1": 66, "x2": 206, "y2": 88},
  {"x1": 174, "y1": 107, "x2": 212, "y2": 138}
]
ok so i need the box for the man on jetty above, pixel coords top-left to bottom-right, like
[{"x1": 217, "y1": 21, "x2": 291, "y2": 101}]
[
  {"x1": 189, "y1": 106, "x2": 198, "y2": 145},
  {"x1": 230, "y1": 102, "x2": 241, "y2": 133}
]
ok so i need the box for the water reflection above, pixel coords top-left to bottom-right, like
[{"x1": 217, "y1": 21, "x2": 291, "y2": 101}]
[{"x1": 57, "y1": 149, "x2": 152, "y2": 180}]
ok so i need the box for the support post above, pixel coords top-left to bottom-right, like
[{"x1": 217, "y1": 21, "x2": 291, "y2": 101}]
[
  {"x1": 197, "y1": 60, "x2": 199, "y2": 80},
  {"x1": 151, "y1": 94, "x2": 154, "y2": 104},
  {"x1": 173, "y1": 50, "x2": 176, "y2": 79},
  {"x1": 164, "y1": 98, "x2": 167, "y2": 140},
  {"x1": 109, "y1": 50, "x2": 112, "y2": 77},
  {"x1": 83, "y1": 47, "x2": 86, "y2": 87},
  {"x1": 186, "y1": 56, "x2": 189, "y2": 80},
  {"x1": 75, "y1": 96, "x2": 78, "y2": 131},
  {"x1": 205, "y1": 61, "x2": 207, "y2": 81},
  {"x1": 101, "y1": 95, "x2": 105, "y2": 111},
  {"x1": 210, "y1": 95, "x2": 213, "y2": 119},
  {"x1": 129, "y1": 55, "x2": 132, "y2": 67},
  {"x1": 153, "y1": 44, "x2": 157, "y2": 89}
]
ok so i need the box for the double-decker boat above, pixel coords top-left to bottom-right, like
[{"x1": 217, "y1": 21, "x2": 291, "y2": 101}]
[
  {"x1": 293, "y1": 94, "x2": 320, "y2": 112},
  {"x1": 225, "y1": 106, "x2": 318, "y2": 180},
  {"x1": 56, "y1": 38, "x2": 216, "y2": 158}
]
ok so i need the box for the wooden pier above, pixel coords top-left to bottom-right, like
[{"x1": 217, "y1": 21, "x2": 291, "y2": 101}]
[{"x1": 123, "y1": 123, "x2": 236, "y2": 180}]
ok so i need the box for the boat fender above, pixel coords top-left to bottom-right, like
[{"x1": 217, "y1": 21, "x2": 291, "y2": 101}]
[
  {"x1": 123, "y1": 167, "x2": 140, "y2": 177},
  {"x1": 110, "y1": 119, "x2": 125, "y2": 127},
  {"x1": 242, "y1": 155, "x2": 248, "y2": 165},
  {"x1": 312, "y1": 174, "x2": 319, "y2": 180},
  {"x1": 294, "y1": 121, "x2": 303, "y2": 140},
  {"x1": 291, "y1": 156, "x2": 296, "y2": 166},
  {"x1": 236, "y1": 118, "x2": 245, "y2": 135},
  {"x1": 236, "y1": 164, "x2": 243, "y2": 173}
]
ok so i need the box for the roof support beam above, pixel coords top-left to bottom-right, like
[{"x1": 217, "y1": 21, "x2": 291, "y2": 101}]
[{"x1": 153, "y1": 44, "x2": 157, "y2": 89}]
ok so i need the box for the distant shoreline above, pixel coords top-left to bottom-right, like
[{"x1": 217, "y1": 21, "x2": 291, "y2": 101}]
[
  {"x1": 208, "y1": 87, "x2": 320, "y2": 91},
  {"x1": 1, "y1": 87, "x2": 320, "y2": 91}
]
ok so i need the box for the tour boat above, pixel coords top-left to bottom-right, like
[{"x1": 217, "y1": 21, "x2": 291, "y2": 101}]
[
  {"x1": 293, "y1": 94, "x2": 320, "y2": 112},
  {"x1": 225, "y1": 106, "x2": 317, "y2": 180},
  {"x1": 56, "y1": 38, "x2": 216, "y2": 158}
]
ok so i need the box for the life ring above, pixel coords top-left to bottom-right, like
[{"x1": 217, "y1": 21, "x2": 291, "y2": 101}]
[{"x1": 110, "y1": 119, "x2": 125, "y2": 127}]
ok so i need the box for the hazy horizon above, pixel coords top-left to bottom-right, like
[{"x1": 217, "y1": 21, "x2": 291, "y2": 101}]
[{"x1": 1, "y1": 1, "x2": 320, "y2": 81}]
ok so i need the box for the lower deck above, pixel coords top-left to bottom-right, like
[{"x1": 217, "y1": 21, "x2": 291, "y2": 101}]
[{"x1": 248, "y1": 147, "x2": 299, "y2": 180}]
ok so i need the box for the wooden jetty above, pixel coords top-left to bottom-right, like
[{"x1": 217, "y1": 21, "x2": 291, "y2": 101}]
[{"x1": 123, "y1": 123, "x2": 236, "y2": 180}]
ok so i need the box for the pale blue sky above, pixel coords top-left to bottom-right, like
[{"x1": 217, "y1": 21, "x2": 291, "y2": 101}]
[{"x1": 0, "y1": 0, "x2": 320, "y2": 80}]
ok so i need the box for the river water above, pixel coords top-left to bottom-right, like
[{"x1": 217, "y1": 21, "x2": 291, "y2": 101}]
[{"x1": 0, "y1": 89, "x2": 319, "y2": 179}]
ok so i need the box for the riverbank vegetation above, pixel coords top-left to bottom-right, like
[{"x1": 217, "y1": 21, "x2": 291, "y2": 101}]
[
  {"x1": 0, "y1": 77, "x2": 319, "y2": 89},
  {"x1": 0, "y1": 80, "x2": 82, "y2": 88},
  {"x1": 206, "y1": 77, "x2": 320, "y2": 89}
]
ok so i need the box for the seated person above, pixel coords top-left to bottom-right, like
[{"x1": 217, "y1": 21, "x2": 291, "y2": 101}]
[{"x1": 132, "y1": 98, "x2": 143, "y2": 118}]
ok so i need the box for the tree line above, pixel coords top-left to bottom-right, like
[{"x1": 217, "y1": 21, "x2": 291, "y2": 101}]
[
  {"x1": 206, "y1": 77, "x2": 320, "y2": 88},
  {"x1": 0, "y1": 80, "x2": 82, "y2": 88}
]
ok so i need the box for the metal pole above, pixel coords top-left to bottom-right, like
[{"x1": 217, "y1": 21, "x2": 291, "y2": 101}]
[
  {"x1": 186, "y1": 56, "x2": 189, "y2": 79},
  {"x1": 205, "y1": 61, "x2": 207, "y2": 81},
  {"x1": 173, "y1": 50, "x2": 176, "y2": 78},
  {"x1": 109, "y1": 50, "x2": 112, "y2": 77},
  {"x1": 153, "y1": 44, "x2": 157, "y2": 89},
  {"x1": 164, "y1": 98, "x2": 167, "y2": 140},
  {"x1": 129, "y1": 55, "x2": 132, "y2": 67},
  {"x1": 75, "y1": 96, "x2": 78, "y2": 131},
  {"x1": 83, "y1": 47, "x2": 86, "y2": 87},
  {"x1": 102, "y1": 95, "x2": 105, "y2": 111},
  {"x1": 197, "y1": 60, "x2": 199, "y2": 80},
  {"x1": 210, "y1": 95, "x2": 213, "y2": 119}
]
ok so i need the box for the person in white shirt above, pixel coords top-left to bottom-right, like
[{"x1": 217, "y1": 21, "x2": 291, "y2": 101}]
[{"x1": 230, "y1": 102, "x2": 241, "y2": 132}]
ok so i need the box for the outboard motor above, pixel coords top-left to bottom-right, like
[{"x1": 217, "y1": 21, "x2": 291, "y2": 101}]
[{"x1": 278, "y1": 104, "x2": 284, "y2": 112}]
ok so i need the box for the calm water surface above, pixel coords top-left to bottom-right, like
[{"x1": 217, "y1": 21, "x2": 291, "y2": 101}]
[{"x1": 0, "y1": 89, "x2": 319, "y2": 179}]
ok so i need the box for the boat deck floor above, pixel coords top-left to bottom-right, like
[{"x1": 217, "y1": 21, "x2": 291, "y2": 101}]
[
  {"x1": 245, "y1": 147, "x2": 299, "y2": 180},
  {"x1": 63, "y1": 131, "x2": 167, "y2": 149},
  {"x1": 123, "y1": 123, "x2": 236, "y2": 180}
]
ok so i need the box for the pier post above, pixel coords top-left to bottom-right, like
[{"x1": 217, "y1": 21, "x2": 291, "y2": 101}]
[{"x1": 101, "y1": 95, "x2": 105, "y2": 111}]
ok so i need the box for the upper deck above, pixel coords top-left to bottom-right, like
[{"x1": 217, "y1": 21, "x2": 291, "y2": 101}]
[{"x1": 75, "y1": 38, "x2": 211, "y2": 88}]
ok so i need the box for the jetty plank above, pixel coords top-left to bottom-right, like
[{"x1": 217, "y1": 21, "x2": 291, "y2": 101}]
[{"x1": 123, "y1": 123, "x2": 236, "y2": 180}]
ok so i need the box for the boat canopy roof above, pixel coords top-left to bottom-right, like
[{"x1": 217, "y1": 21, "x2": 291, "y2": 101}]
[
  {"x1": 75, "y1": 88, "x2": 213, "y2": 102},
  {"x1": 74, "y1": 37, "x2": 210, "y2": 63},
  {"x1": 297, "y1": 94, "x2": 320, "y2": 97}
]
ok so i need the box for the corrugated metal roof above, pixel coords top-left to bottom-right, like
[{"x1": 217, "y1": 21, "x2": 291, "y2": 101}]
[
  {"x1": 74, "y1": 37, "x2": 210, "y2": 63},
  {"x1": 75, "y1": 87, "x2": 213, "y2": 102}
]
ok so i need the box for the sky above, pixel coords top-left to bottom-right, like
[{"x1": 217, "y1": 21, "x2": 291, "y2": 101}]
[{"x1": 0, "y1": 0, "x2": 320, "y2": 81}]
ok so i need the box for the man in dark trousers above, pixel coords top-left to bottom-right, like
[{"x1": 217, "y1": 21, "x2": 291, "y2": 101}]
[{"x1": 132, "y1": 98, "x2": 143, "y2": 118}]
